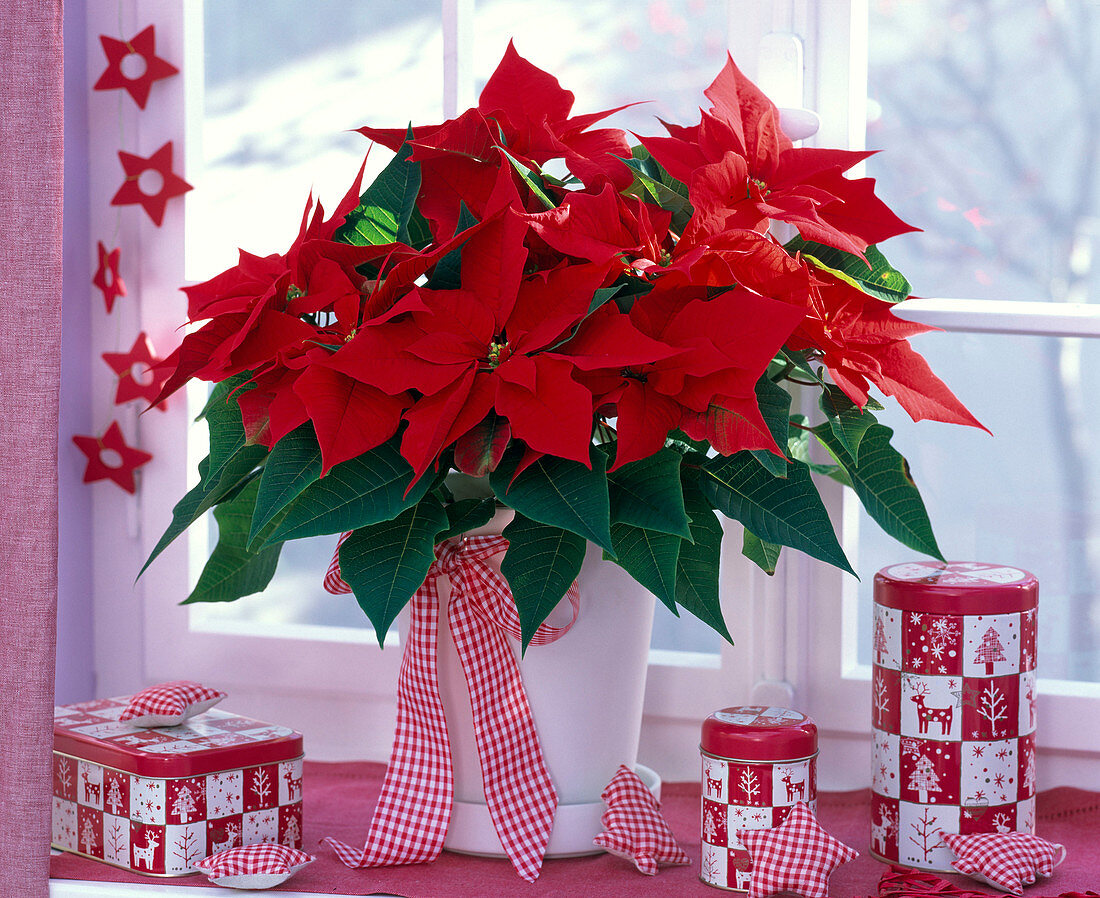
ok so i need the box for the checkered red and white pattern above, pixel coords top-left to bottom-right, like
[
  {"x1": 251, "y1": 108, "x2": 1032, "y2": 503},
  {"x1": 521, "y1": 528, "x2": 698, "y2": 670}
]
[
  {"x1": 118, "y1": 681, "x2": 226, "y2": 727},
  {"x1": 942, "y1": 831, "x2": 1066, "y2": 895},
  {"x1": 592, "y1": 765, "x2": 689, "y2": 875},
  {"x1": 324, "y1": 535, "x2": 578, "y2": 883},
  {"x1": 196, "y1": 843, "x2": 314, "y2": 888},
  {"x1": 872, "y1": 565, "x2": 1039, "y2": 872},
  {"x1": 737, "y1": 802, "x2": 858, "y2": 898}
]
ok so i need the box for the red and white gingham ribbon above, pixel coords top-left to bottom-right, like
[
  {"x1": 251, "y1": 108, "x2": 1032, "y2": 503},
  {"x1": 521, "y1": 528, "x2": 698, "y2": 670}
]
[{"x1": 323, "y1": 534, "x2": 579, "y2": 881}]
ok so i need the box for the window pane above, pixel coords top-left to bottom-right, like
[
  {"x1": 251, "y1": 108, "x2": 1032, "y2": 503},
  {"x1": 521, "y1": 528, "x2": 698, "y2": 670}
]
[
  {"x1": 474, "y1": 0, "x2": 732, "y2": 136},
  {"x1": 865, "y1": 1, "x2": 1100, "y2": 303},
  {"x1": 187, "y1": 0, "x2": 443, "y2": 281},
  {"x1": 852, "y1": 332, "x2": 1100, "y2": 683}
]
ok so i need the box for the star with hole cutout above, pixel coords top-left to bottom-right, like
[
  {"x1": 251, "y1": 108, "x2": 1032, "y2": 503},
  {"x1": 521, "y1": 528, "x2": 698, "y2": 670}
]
[
  {"x1": 92, "y1": 242, "x2": 126, "y2": 313},
  {"x1": 93, "y1": 25, "x2": 179, "y2": 109},
  {"x1": 72, "y1": 421, "x2": 153, "y2": 494},
  {"x1": 102, "y1": 332, "x2": 169, "y2": 410},
  {"x1": 737, "y1": 803, "x2": 858, "y2": 898},
  {"x1": 110, "y1": 142, "x2": 193, "y2": 227}
]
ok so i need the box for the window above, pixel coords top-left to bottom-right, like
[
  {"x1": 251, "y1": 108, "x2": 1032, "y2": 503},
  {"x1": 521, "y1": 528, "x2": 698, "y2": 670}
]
[{"x1": 797, "y1": 0, "x2": 1100, "y2": 778}]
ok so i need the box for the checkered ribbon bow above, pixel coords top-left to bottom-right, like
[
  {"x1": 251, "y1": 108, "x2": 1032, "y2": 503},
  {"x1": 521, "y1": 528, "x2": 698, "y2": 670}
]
[{"x1": 323, "y1": 534, "x2": 579, "y2": 882}]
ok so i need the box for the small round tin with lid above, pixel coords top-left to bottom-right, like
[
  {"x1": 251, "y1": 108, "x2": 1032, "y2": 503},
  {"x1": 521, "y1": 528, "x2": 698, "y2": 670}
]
[
  {"x1": 871, "y1": 562, "x2": 1039, "y2": 873},
  {"x1": 700, "y1": 706, "x2": 818, "y2": 891}
]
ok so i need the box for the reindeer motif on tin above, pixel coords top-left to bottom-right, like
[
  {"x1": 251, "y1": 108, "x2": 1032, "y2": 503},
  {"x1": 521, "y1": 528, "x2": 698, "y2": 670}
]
[
  {"x1": 780, "y1": 773, "x2": 805, "y2": 802},
  {"x1": 81, "y1": 768, "x2": 101, "y2": 805},
  {"x1": 211, "y1": 822, "x2": 240, "y2": 854},
  {"x1": 283, "y1": 767, "x2": 302, "y2": 802},
  {"x1": 910, "y1": 681, "x2": 953, "y2": 735},
  {"x1": 132, "y1": 831, "x2": 159, "y2": 870}
]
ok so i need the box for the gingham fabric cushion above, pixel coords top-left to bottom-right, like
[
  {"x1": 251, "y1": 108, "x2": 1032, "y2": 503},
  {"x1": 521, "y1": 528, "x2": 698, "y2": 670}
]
[
  {"x1": 942, "y1": 832, "x2": 1066, "y2": 895},
  {"x1": 738, "y1": 801, "x2": 858, "y2": 898},
  {"x1": 118, "y1": 680, "x2": 226, "y2": 727},
  {"x1": 195, "y1": 844, "x2": 314, "y2": 889},
  {"x1": 592, "y1": 765, "x2": 690, "y2": 875}
]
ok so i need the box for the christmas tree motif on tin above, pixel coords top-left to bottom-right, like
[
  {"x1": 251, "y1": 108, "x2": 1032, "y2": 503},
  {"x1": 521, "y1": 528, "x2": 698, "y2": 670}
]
[
  {"x1": 1023, "y1": 744, "x2": 1037, "y2": 795},
  {"x1": 80, "y1": 816, "x2": 99, "y2": 855},
  {"x1": 976, "y1": 681, "x2": 1008, "y2": 735},
  {"x1": 56, "y1": 757, "x2": 74, "y2": 799},
  {"x1": 170, "y1": 825, "x2": 203, "y2": 871},
  {"x1": 975, "y1": 626, "x2": 1007, "y2": 674},
  {"x1": 700, "y1": 844, "x2": 723, "y2": 884},
  {"x1": 104, "y1": 817, "x2": 128, "y2": 865},
  {"x1": 170, "y1": 784, "x2": 198, "y2": 824},
  {"x1": 282, "y1": 813, "x2": 301, "y2": 848},
  {"x1": 251, "y1": 767, "x2": 273, "y2": 807},
  {"x1": 736, "y1": 766, "x2": 761, "y2": 804},
  {"x1": 105, "y1": 776, "x2": 125, "y2": 816},
  {"x1": 702, "y1": 800, "x2": 727, "y2": 844},
  {"x1": 874, "y1": 616, "x2": 889, "y2": 664},
  {"x1": 907, "y1": 752, "x2": 941, "y2": 803},
  {"x1": 908, "y1": 807, "x2": 947, "y2": 864}
]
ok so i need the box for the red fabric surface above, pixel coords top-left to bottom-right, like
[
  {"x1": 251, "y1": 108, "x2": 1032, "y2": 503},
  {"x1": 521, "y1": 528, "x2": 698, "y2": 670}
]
[
  {"x1": 0, "y1": 2, "x2": 64, "y2": 897},
  {"x1": 51, "y1": 762, "x2": 1100, "y2": 896}
]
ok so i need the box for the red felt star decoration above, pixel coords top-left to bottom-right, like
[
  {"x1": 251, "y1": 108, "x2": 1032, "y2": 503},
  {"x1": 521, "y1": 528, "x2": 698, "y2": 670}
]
[
  {"x1": 102, "y1": 332, "x2": 169, "y2": 410},
  {"x1": 93, "y1": 25, "x2": 179, "y2": 109},
  {"x1": 737, "y1": 802, "x2": 858, "y2": 898},
  {"x1": 72, "y1": 421, "x2": 153, "y2": 494},
  {"x1": 92, "y1": 242, "x2": 126, "y2": 313},
  {"x1": 111, "y1": 142, "x2": 193, "y2": 226}
]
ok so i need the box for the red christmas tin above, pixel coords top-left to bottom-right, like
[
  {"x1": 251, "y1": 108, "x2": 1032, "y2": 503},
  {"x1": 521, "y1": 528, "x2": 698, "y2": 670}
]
[
  {"x1": 871, "y1": 562, "x2": 1039, "y2": 872},
  {"x1": 51, "y1": 695, "x2": 304, "y2": 876},
  {"x1": 700, "y1": 706, "x2": 818, "y2": 891}
]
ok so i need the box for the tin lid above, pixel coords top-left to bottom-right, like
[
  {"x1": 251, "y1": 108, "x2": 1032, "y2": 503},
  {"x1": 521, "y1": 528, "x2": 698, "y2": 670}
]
[
  {"x1": 53, "y1": 697, "x2": 303, "y2": 778},
  {"x1": 874, "y1": 562, "x2": 1038, "y2": 616},
  {"x1": 701, "y1": 706, "x2": 817, "y2": 761}
]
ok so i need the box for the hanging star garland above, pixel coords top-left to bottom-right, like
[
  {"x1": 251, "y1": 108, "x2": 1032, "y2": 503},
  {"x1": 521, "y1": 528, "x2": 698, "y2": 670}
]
[
  {"x1": 110, "y1": 142, "x2": 193, "y2": 226},
  {"x1": 92, "y1": 241, "x2": 126, "y2": 313},
  {"x1": 102, "y1": 332, "x2": 169, "y2": 410},
  {"x1": 72, "y1": 421, "x2": 154, "y2": 494},
  {"x1": 93, "y1": 24, "x2": 179, "y2": 109}
]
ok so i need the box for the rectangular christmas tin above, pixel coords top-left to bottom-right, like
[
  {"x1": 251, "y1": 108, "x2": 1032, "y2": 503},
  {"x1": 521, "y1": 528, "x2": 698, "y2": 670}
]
[
  {"x1": 871, "y1": 561, "x2": 1039, "y2": 872},
  {"x1": 51, "y1": 695, "x2": 304, "y2": 876}
]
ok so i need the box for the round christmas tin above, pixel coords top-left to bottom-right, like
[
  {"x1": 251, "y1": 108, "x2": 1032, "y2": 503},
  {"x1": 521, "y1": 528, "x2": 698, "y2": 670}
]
[
  {"x1": 700, "y1": 706, "x2": 818, "y2": 891},
  {"x1": 871, "y1": 561, "x2": 1039, "y2": 872}
]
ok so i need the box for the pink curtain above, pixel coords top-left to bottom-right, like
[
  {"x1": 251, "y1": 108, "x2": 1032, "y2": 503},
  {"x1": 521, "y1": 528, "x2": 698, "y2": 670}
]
[{"x1": 0, "y1": 1, "x2": 64, "y2": 895}]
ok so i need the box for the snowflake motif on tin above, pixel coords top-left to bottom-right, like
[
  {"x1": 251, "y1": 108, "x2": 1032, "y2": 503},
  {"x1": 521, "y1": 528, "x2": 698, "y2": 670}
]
[
  {"x1": 243, "y1": 808, "x2": 279, "y2": 845},
  {"x1": 130, "y1": 777, "x2": 166, "y2": 825},
  {"x1": 205, "y1": 770, "x2": 243, "y2": 819},
  {"x1": 52, "y1": 797, "x2": 77, "y2": 850},
  {"x1": 963, "y1": 741, "x2": 1017, "y2": 806}
]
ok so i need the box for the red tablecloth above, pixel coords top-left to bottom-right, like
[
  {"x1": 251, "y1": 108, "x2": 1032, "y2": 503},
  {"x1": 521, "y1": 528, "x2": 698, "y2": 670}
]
[{"x1": 50, "y1": 761, "x2": 1100, "y2": 896}]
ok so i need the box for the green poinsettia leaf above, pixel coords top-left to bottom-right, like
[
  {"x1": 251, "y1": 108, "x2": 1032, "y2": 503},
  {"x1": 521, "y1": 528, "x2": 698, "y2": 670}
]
[
  {"x1": 437, "y1": 497, "x2": 498, "y2": 543},
  {"x1": 748, "y1": 375, "x2": 793, "y2": 478},
  {"x1": 696, "y1": 452, "x2": 854, "y2": 575},
  {"x1": 249, "y1": 422, "x2": 323, "y2": 547},
  {"x1": 489, "y1": 448, "x2": 615, "y2": 554},
  {"x1": 608, "y1": 448, "x2": 691, "y2": 539},
  {"x1": 199, "y1": 373, "x2": 261, "y2": 483},
  {"x1": 607, "y1": 522, "x2": 681, "y2": 613},
  {"x1": 496, "y1": 148, "x2": 556, "y2": 210},
  {"x1": 676, "y1": 484, "x2": 732, "y2": 643},
  {"x1": 184, "y1": 479, "x2": 284, "y2": 604},
  {"x1": 336, "y1": 126, "x2": 422, "y2": 246},
  {"x1": 623, "y1": 149, "x2": 693, "y2": 233},
  {"x1": 338, "y1": 496, "x2": 451, "y2": 644},
  {"x1": 140, "y1": 445, "x2": 267, "y2": 578},
  {"x1": 784, "y1": 236, "x2": 911, "y2": 303},
  {"x1": 787, "y1": 424, "x2": 852, "y2": 488},
  {"x1": 819, "y1": 384, "x2": 879, "y2": 466},
  {"x1": 742, "y1": 528, "x2": 782, "y2": 576},
  {"x1": 813, "y1": 422, "x2": 943, "y2": 560},
  {"x1": 500, "y1": 513, "x2": 588, "y2": 649},
  {"x1": 264, "y1": 440, "x2": 434, "y2": 545},
  {"x1": 427, "y1": 202, "x2": 479, "y2": 290}
]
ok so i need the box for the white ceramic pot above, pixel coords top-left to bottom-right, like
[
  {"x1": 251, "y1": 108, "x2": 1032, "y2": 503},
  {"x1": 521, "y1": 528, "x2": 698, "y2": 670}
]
[{"x1": 435, "y1": 509, "x2": 658, "y2": 857}]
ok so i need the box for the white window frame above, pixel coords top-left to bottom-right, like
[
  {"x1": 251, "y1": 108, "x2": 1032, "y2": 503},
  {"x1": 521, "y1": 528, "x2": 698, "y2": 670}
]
[
  {"x1": 85, "y1": 0, "x2": 806, "y2": 782},
  {"x1": 779, "y1": 0, "x2": 1100, "y2": 786}
]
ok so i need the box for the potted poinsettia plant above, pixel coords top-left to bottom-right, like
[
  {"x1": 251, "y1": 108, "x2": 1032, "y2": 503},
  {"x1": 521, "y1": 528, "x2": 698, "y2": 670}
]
[{"x1": 143, "y1": 44, "x2": 982, "y2": 645}]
